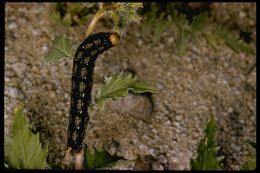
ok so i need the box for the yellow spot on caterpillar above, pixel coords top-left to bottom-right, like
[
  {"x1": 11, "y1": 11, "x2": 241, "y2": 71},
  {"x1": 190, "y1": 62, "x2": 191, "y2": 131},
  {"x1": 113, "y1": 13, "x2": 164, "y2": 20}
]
[
  {"x1": 72, "y1": 131, "x2": 78, "y2": 141},
  {"x1": 91, "y1": 50, "x2": 97, "y2": 56},
  {"x1": 79, "y1": 82, "x2": 85, "y2": 92},
  {"x1": 81, "y1": 93, "x2": 85, "y2": 97},
  {"x1": 75, "y1": 51, "x2": 83, "y2": 61},
  {"x1": 109, "y1": 33, "x2": 120, "y2": 46},
  {"x1": 77, "y1": 99, "x2": 83, "y2": 110},
  {"x1": 94, "y1": 39, "x2": 101, "y2": 45},
  {"x1": 83, "y1": 57, "x2": 90, "y2": 65},
  {"x1": 81, "y1": 67, "x2": 88, "y2": 77},
  {"x1": 98, "y1": 46, "x2": 104, "y2": 51},
  {"x1": 82, "y1": 43, "x2": 92, "y2": 49},
  {"x1": 75, "y1": 116, "x2": 81, "y2": 126}
]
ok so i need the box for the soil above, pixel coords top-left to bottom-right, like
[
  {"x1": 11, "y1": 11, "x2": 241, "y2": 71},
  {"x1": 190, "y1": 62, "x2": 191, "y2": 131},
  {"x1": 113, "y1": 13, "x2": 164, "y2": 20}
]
[{"x1": 5, "y1": 3, "x2": 256, "y2": 170}]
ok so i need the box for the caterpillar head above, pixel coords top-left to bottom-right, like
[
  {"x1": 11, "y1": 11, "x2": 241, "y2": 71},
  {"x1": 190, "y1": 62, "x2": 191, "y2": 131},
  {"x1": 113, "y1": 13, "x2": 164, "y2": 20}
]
[{"x1": 109, "y1": 32, "x2": 120, "y2": 46}]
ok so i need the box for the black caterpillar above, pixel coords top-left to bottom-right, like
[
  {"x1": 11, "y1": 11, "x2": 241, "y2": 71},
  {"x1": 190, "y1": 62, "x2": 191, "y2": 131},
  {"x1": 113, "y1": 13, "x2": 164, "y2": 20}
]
[{"x1": 67, "y1": 32, "x2": 119, "y2": 153}]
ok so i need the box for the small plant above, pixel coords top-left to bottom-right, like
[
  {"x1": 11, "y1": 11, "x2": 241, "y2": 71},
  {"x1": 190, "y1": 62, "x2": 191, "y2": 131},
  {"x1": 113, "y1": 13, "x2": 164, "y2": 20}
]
[
  {"x1": 141, "y1": 3, "x2": 173, "y2": 43},
  {"x1": 49, "y1": 3, "x2": 96, "y2": 27},
  {"x1": 241, "y1": 139, "x2": 256, "y2": 170},
  {"x1": 4, "y1": 104, "x2": 49, "y2": 169},
  {"x1": 190, "y1": 115, "x2": 224, "y2": 170},
  {"x1": 141, "y1": 3, "x2": 255, "y2": 56},
  {"x1": 84, "y1": 148, "x2": 124, "y2": 169}
]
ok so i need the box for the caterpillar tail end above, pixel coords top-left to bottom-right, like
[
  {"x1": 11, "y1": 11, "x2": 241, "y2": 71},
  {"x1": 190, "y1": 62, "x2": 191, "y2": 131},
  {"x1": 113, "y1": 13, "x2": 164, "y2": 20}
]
[
  {"x1": 74, "y1": 151, "x2": 84, "y2": 170},
  {"x1": 62, "y1": 147, "x2": 84, "y2": 169}
]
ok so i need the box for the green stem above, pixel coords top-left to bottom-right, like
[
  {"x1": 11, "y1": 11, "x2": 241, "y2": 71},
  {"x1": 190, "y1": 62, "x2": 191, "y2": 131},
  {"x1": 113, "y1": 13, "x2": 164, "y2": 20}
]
[{"x1": 85, "y1": 3, "x2": 119, "y2": 37}]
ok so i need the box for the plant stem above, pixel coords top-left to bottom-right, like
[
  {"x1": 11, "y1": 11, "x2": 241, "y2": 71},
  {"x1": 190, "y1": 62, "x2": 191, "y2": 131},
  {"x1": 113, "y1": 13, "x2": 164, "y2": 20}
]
[
  {"x1": 85, "y1": 8, "x2": 106, "y2": 37},
  {"x1": 85, "y1": 3, "x2": 119, "y2": 37},
  {"x1": 74, "y1": 151, "x2": 84, "y2": 170}
]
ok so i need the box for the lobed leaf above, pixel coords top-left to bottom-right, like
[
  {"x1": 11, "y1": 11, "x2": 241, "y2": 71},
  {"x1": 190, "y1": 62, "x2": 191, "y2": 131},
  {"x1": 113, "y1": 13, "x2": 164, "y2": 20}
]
[
  {"x1": 241, "y1": 155, "x2": 256, "y2": 170},
  {"x1": 108, "y1": 3, "x2": 143, "y2": 32},
  {"x1": 245, "y1": 139, "x2": 256, "y2": 149},
  {"x1": 5, "y1": 104, "x2": 49, "y2": 169},
  {"x1": 191, "y1": 13, "x2": 209, "y2": 32},
  {"x1": 191, "y1": 115, "x2": 224, "y2": 170},
  {"x1": 176, "y1": 26, "x2": 188, "y2": 56},
  {"x1": 214, "y1": 28, "x2": 255, "y2": 55},
  {"x1": 95, "y1": 73, "x2": 156, "y2": 108},
  {"x1": 44, "y1": 35, "x2": 75, "y2": 63},
  {"x1": 84, "y1": 148, "x2": 124, "y2": 169}
]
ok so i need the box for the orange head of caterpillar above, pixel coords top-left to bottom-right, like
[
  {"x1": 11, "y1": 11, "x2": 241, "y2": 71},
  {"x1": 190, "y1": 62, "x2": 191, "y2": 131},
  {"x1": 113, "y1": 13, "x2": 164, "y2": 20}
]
[{"x1": 109, "y1": 33, "x2": 120, "y2": 46}]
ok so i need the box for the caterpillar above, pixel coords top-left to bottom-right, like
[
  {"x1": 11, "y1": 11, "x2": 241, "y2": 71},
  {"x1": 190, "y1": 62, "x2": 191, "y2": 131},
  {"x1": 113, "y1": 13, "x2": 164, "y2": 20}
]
[{"x1": 67, "y1": 32, "x2": 120, "y2": 153}]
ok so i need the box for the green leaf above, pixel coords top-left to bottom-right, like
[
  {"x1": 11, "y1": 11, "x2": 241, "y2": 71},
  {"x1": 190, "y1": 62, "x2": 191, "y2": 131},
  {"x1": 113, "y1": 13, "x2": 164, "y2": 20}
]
[
  {"x1": 49, "y1": 10, "x2": 61, "y2": 25},
  {"x1": 176, "y1": 26, "x2": 187, "y2": 56},
  {"x1": 203, "y1": 32, "x2": 225, "y2": 50},
  {"x1": 62, "y1": 13, "x2": 72, "y2": 26},
  {"x1": 95, "y1": 73, "x2": 156, "y2": 108},
  {"x1": 245, "y1": 139, "x2": 256, "y2": 149},
  {"x1": 84, "y1": 148, "x2": 124, "y2": 169},
  {"x1": 224, "y1": 37, "x2": 255, "y2": 55},
  {"x1": 191, "y1": 13, "x2": 209, "y2": 32},
  {"x1": 82, "y1": 2, "x2": 96, "y2": 8},
  {"x1": 5, "y1": 104, "x2": 49, "y2": 169},
  {"x1": 67, "y1": 3, "x2": 86, "y2": 14},
  {"x1": 214, "y1": 28, "x2": 255, "y2": 55},
  {"x1": 4, "y1": 162, "x2": 9, "y2": 168},
  {"x1": 241, "y1": 155, "x2": 256, "y2": 170},
  {"x1": 191, "y1": 13, "x2": 209, "y2": 41},
  {"x1": 44, "y1": 35, "x2": 75, "y2": 63},
  {"x1": 152, "y1": 14, "x2": 172, "y2": 43},
  {"x1": 108, "y1": 3, "x2": 143, "y2": 32},
  {"x1": 191, "y1": 115, "x2": 224, "y2": 170}
]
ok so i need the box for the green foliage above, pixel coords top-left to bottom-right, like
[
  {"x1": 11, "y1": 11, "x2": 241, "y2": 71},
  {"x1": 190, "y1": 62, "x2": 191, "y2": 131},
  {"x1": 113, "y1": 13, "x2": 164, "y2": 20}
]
[
  {"x1": 191, "y1": 115, "x2": 224, "y2": 170},
  {"x1": 245, "y1": 139, "x2": 256, "y2": 149},
  {"x1": 176, "y1": 24, "x2": 188, "y2": 55},
  {"x1": 49, "y1": 3, "x2": 94, "y2": 27},
  {"x1": 4, "y1": 163, "x2": 9, "y2": 168},
  {"x1": 108, "y1": 2, "x2": 143, "y2": 33},
  {"x1": 84, "y1": 148, "x2": 124, "y2": 169},
  {"x1": 213, "y1": 28, "x2": 255, "y2": 55},
  {"x1": 95, "y1": 73, "x2": 157, "y2": 108},
  {"x1": 5, "y1": 104, "x2": 49, "y2": 169},
  {"x1": 141, "y1": 3, "x2": 255, "y2": 56},
  {"x1": 44, "y1": 35, "x2": 75, "y2": 63},
  {"x1": 241, "y1": 156, "x2": 256, "y2": 170},
  {"x1": 241, "y1": 139, "x2": 256, "y2": 170},
  {"x1": 141, "y1": 3, "x2": 172, "y2": 43}
]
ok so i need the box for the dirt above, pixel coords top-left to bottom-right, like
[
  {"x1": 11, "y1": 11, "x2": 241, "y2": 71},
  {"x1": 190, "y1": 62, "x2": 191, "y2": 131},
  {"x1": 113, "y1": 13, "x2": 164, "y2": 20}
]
[{"x1": 5, "y1": 3, "x2": 256, "y2": 170}]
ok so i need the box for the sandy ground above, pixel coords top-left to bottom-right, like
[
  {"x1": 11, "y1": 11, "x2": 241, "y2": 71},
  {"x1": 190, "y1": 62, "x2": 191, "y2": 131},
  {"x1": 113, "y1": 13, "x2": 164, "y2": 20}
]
[{"x1": 5, "y1": 3, "x2": 256, "y2": 170}]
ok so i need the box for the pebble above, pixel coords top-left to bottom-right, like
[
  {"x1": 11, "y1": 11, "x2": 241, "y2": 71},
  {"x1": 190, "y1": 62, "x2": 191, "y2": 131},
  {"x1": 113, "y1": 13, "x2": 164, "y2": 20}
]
[
  {"x1": 42, "y1": 43, "x2": 49, "y2": 53},
  {"x1": 8, "y1": 87, "x2": 21, "y2": 99},
  {"x1": 168, "y1": 37, "x2": 174, "y2": 44},
  {"x1": 156, "y1": 82, "x2": 164, "y2": 90},
  {"x1": 8, "y1": 22, "x2": 17, "y2": 29},
  {"x1": 175, "y1": 115, "x2": 183, "y2": 122},
  {"x1": 152, "y1": 162, "x2": 164, "y2": 170}
]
